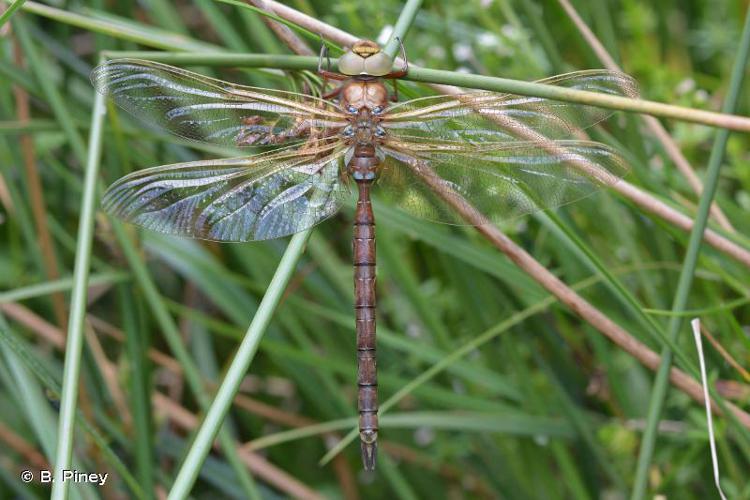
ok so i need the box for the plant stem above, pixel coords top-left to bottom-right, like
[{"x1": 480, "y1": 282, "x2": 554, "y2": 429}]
[
  {"x1": 630, "y1": 6, "x2": 750, "y2": 500},
  {"x1": 0, "y1": 272, "x2": 129, "y2": 303},
  {"x1": 404, "y1": 67, "x2": 750, "y2": 131},
  {"x1": 99, "y1": 51, "x2": 750, "y2": 132},
  {"x1": 165, "y1": 1, "x2": 426, "y2": 487},
  {"x1": 18, "y1": 0, "x2": 216, "y2": 51},
  {"x1": 49, "y1": 82, "x2": 106, "y2": 500},
  {"x1": 13, "y1": 16, "x2": 87, "y2": 163},
  {"x1": 0, "y1": 0, "x2": 26, "y2": 29},
  {"x1": 100, "y1": 51, "x2": 318, "y2": 68},
  {"x1": 383, "y1": 0, "x2": 422, "y2": 58},
  {"x1": 166, "y1": 229, "x2": 311, "y2": 500},
  {"x1": 320, "y1": 293, "x2": 559, "y2": 465},
  {"x1": 556, "y1": 0, "x2": 735, "y2": 233},
  {"x1": 111, "y1": 221, "x2": 262, "y2": 499}
]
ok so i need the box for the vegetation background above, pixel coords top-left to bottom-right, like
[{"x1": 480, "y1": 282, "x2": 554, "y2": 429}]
[{"x1": 0, "y1": 0, "x2": 749, "y2": 498}]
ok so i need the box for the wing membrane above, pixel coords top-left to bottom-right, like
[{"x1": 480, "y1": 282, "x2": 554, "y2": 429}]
[
  {"x1": 103, "y1": 145, "x2": 348, "y2": 241},
  {"x1": 383, "y1": 70, "x2": 639, "y2": 144},
  {"x1": 377, "y1": 141, "x2": 628, "y2": 225},
  {"x1": 92, "y1": 59, "x2": 347, "y2": 148}
]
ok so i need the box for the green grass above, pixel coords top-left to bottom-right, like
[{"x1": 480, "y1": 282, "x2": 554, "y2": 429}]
[{"x1": 1, "y1": 0, "x2": 749, "y2": 499}]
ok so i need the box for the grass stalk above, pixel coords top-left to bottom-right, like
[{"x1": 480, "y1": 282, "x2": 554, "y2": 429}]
[
  {"x1": 382, "y1": 0, "x2": 422, "y2": 58},
  {"x1": 48, "y1": 88, "x2": 105, "y2": 500},
  {"x1": 166, "y1": 229, "x2": 311, "y2": 500},
  {"x1": 17, "y1": 0, "x2": 216, "y2": 52},
  {"x1": 6, "y1": 0, "x2": 749, "y2": 494},
  {"x1": 319, "y1": 293, "x2": 559, "y2": 465},
  {"x1": 630, "y1": 6, "x2": 750, "y2": 499},
  {"x1": 165, "y1": 1, "x2": 424, "y2": 489},
  {"x1": 0, "y1": 0, "x2": 25, "y2": 29},
  {"x1": 556, "y1": 0, "x2": 735, "y2": 233},
  {"x1": 12, "y1": 16, "x2": 87, "y2": 163},
  {"x1": 110, "y1": 220, "x2": 262, "y2": 499},
  {"x1": 0, "y1": 272, "x2": 129, "y2": 303},
  {"x1": 260, "y1": 0, "x2": 750, "y2": 132},
  {"x1": 119, "y1": 286, "x2": 155, "y2": 497},
  {"x1": 404, "y1": 67, "x2": 750, "y2": 131},
  {"x1": 12, "y1": 52, "x2": 67, "y2": 327},
  {"x1": 97, "y1": 50, "x2": 750, "y2": 133}
]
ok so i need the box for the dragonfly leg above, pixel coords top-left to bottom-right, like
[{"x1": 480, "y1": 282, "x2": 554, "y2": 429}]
[
  {"x1": 237, "y1": 119, "x2": 313, "y2": 147},
  {"x1": 318, "y1": 38, "x2": 331, "y2": 73},
  {"x1": 390, "y1": 80, "x2": 400, "y2": 102},
  {"x1": 235, "y1": 116, "x2": 269, "y2": 146},
  {"x1": 317, "y1": 37, "x2": 348, "y2": 81},
  {"x1": 323, "y1": 85, "x2": 343, "y2": 100},
  {"x1": 318, "y1": 69, "x2": 348, "y2": 81},
  {"x1": 383, "y1": 36, "x2": 409, "y2": 80}
]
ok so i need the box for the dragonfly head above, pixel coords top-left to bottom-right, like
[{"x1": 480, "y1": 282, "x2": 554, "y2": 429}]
[{"x1": 338, "y1": 39, "x2": 393, "y2": 77}]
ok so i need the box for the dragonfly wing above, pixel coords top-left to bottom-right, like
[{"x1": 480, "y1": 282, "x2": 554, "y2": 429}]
[
  {"x1": 103, "y1": 145, "x2": 349, "y2": 241},
  {"x1": 92, "y1": 59, "x2": 347, "y2": 148},
  {"x1": 377, "y1": 141, "x2": 628, "y2": 225},
  {"x1": 383, "y1": 70, "x2": 639, "y2": 144}
]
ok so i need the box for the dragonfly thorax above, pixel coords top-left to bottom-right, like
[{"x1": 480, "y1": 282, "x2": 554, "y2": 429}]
[
  {"x1": 340, "y1": 80, "x2": 388, "y2": 181},
  {"x1": 340, "y1": 80, "x2": 389, "y2": 113},
  {"x1": 341, "y1": 108, "x2": 386, "y2": 144}
]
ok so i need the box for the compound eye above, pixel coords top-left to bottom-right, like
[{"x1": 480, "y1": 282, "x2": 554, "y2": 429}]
[
  {"x1": 364, "y1": 52, "x2": 392, "y2": 76},
  {"x1": 338, "y1": 51, "x2": 364, "y2": 76},
  {"x1": 342, "y1": 126, "x2": 354, "y2": 137},
  {"x1": 374, "y1": 126, "x2": 386, "y2": 138},
  {"x1": 372, "y1": 105, "x2": 384, "y2": 115},
  {"x1": 347, "y1": 105, "x2": 358, "y2": 114}
]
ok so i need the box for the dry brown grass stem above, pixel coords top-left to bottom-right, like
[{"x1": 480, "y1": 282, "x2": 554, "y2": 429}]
[
  {"x1": 211, "y1": 9, "x2": 362, "y2": 494},
  {"x1": 152, "y1": 393, "x2": 324, "y2": 500},
  {"x1": 12, "y1": 41, "x2": 68, "y2": 328},
  {"x1": 3, "y1": 301, "x2": 495, "y2": 497},
  {"x1": 0, "y1": 302, "x2": 324, "y2": 500},
  {"x1": 84, "y1": 322, "x2": 132, "y2": 428},
  {"x1": 404, "y1": 156, "x2": 750, "y2": 428},
  {"x1": 260, "y1": 0, "x2": 750, "y2": 270},
  {"x1": 0, "y1": 420, "x2": 49, "y2": 469},
  {"x1": 700, "y1": 323, "x2": 750, "y2": 382},
  {"x1": 259, "y1": 0, "x2": 750, "y2": 428},
  {"x1": 252, "y1": 5, "x2": 750, "y2": 419},
  {"x1": 556, "y1": 0, "x2": 735, "y2": 233},
  {"x1": 248, "y1": 0, "x2": 315, "y2": 56}
]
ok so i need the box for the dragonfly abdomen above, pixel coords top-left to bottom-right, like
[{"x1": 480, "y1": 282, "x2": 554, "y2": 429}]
[{"x1": 353, "y1": 179, "x2": 378, "y2": 471}]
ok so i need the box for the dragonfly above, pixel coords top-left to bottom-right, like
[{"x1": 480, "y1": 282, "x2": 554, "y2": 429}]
[{"x1": 92, "y1": 39, "x2": 638, "y2": 471}]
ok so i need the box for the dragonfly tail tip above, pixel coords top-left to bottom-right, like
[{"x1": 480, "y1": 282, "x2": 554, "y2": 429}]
[{"x1": 361, "y1": 440, "x2": 377, "y2": 471}]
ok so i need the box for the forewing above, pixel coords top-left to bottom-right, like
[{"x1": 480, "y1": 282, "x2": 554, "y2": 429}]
[
  {"x1": 91, "y1": 59, "x2": 347, "y2": 148},
  {"x1": 377, "y1": 141, "x2": 628, "y2": 225},
  {"x1": 102, "y1": 145, "x2": 348, "y2": 241},
  {"x1": 383, "y1": 70, "x2": 639, "y2": 144}
]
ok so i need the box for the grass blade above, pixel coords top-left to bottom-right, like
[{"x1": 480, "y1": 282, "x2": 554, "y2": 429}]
[
  {"x1": 631, "y1": 7, "x2": 750, "y2": 499},
  {"x1": 167, "y1": 230, "x2": 311, "y2": 499},
  {"x1": 48, "y1": 87, "x2": 105, "y2": 500}
]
